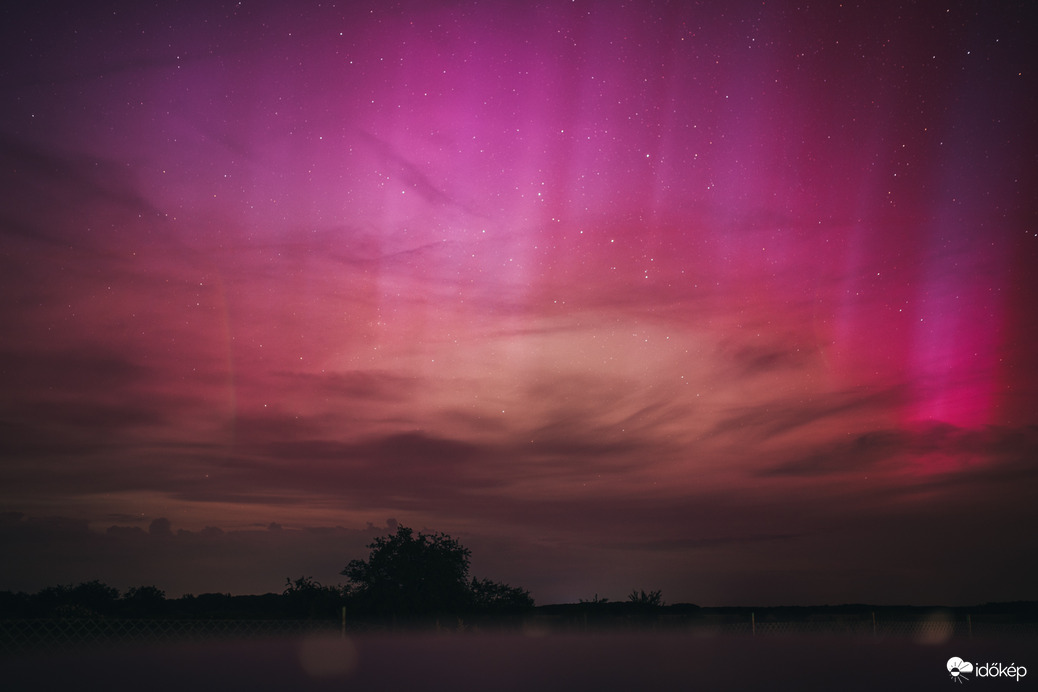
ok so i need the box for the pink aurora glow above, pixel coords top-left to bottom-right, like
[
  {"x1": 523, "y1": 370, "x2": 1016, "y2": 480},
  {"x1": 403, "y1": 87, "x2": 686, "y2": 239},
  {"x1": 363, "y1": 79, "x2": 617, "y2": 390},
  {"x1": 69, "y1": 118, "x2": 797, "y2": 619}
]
[{"x1": 0, "y1": 0, "x2": 1035, "y2": 605}]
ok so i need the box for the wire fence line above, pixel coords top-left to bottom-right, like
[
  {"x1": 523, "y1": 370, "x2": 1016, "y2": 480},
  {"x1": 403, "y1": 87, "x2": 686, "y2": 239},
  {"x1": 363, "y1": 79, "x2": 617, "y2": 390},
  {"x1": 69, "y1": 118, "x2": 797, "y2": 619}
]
[
  {"x1": 1, "y1": 614, "x2": 1035, "y2": 657},
  {"x1": 525, "y1": 612, "x2": 1038, "y2": 639},
  {"x1": 0, "y1": 618, "x2": 341, "y2": 656},
  {"x1": 696, "y1": 619, "x2": 1038, "y2": 638}
]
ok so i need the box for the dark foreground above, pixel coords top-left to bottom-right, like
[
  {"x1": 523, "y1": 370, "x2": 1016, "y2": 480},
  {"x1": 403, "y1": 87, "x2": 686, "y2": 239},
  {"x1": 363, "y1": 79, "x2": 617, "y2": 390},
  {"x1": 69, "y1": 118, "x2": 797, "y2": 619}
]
[{"x1": 1, "y1": 630, "x2": 1034, "y2": 691}]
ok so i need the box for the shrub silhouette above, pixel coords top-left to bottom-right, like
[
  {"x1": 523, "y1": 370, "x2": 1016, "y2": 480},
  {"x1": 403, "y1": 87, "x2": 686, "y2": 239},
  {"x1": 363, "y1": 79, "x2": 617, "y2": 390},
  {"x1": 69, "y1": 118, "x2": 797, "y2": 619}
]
[
  {"x1": 122, "y1": 585, "x2": 167, "y2": 617},
  {"x1": 341, "y1": 524, "x2": 532, "y2": 619},
  {"x1": 469, "y1": 577, "x2": 534, "y2": 613},
  {"x1": 282, "y1": 576, "x2": 344, "y2": 619},
  {"x1": 628, "y1": 589, "x2": 664, "y2": 607},
  {"x1": 35, "y1": 580, "x2": 120, "y2": 618}
]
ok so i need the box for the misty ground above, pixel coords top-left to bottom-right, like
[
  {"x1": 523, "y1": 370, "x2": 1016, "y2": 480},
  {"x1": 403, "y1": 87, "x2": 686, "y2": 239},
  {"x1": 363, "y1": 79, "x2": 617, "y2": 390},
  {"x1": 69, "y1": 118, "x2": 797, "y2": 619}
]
[{"x1": 2, "y1": 629, "x2": 1034, "y2": 692}]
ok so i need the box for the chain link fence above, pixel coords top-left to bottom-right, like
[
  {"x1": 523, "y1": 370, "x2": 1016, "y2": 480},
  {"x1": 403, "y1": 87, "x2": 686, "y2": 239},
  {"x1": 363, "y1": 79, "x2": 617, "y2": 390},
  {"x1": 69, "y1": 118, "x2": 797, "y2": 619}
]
[
  {"x1": 2, "y1": 613, "x2": 1035, "y2": 657},
  {"x1": 0, "y1": 619, "x2": 341, "y2": 657},
  {"x1": 702, "y1": 618, "x2": 1038, "y2": 638},
  {"x1": 523, "y1": 610, "x2": 1038, "y2": 639}
]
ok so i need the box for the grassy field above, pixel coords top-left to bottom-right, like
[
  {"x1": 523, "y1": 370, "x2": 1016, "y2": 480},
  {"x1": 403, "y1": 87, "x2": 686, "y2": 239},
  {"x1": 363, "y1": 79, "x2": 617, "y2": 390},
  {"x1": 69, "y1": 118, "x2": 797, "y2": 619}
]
[{"x1": 1, "y1": 627, "x2": 1034, "y2": 691}]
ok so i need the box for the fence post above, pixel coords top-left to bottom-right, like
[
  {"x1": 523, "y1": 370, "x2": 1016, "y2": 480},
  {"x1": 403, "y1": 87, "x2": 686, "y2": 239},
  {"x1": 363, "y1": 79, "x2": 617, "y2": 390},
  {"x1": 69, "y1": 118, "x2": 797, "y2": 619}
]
[
  {"x1": 341, "y1": 606, "x2": 346, "y2": 639},
  {"x1": 751, "y1": 611, "x2": 755, "y2": 636},
  {"x1": 872, "y1": 611, "x2": 876, "y2": 637}
]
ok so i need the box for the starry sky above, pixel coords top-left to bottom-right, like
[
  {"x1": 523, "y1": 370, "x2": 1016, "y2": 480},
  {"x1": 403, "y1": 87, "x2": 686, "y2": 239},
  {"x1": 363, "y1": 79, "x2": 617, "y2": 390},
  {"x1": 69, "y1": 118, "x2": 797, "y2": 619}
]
[{"x1": 2, "y1": 0, "x2": 1036, "y2": 606}]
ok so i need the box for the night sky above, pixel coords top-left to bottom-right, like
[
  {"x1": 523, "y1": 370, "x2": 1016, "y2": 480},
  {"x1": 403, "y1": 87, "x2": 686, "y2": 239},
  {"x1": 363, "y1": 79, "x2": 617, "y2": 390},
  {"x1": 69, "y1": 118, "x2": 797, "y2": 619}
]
[{"x1": 2, "y1": 0, "x2": 1036, "y2": 606}]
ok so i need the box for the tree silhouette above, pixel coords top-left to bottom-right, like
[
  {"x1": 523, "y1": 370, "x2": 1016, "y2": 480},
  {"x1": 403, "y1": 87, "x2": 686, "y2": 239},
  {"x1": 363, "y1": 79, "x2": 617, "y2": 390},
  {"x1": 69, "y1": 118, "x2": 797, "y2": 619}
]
[
  {"x1": 469, "y1": 577, "x2": 534, "y2": 613},
  {"x1": 282, "y1": 576, "x2": 344, "y2": 619},
  {"x1": 35, "y1": 580, "x2": 120, "y2": 617},
  {"x1": 122, "y1": 585, "x2": 167, "y2": 617},
  {"x1": 341, "y1": 525, "x2": 532, "y2": 619},
  {"x1": 125, "y1": 585, "x2": 165, "y2": 602},
  {"x1": 342, "y1": 525, "x2": 472, "y2": 618}
]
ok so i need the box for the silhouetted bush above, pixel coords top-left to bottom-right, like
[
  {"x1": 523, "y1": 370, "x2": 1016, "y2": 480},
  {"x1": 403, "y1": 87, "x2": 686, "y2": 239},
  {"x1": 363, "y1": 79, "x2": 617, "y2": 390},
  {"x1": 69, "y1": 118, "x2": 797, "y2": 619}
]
[
  {"x1": 628, "y1": 589, "x2": 664, "y2": 608},
  {"x1": 31, "y1": 580, "x2": 120, "y2": 618},
  {"x1": 282, "y1": 576, "x2": 345, "y2": 619},
  {"x1": 121, "y1": 585, "x2": 167, "y2": 617},
  {"x1": 0, "y1": 590, "x2": 33, "y2": 618},
  {"x1": 468, "y1": 577, "x2": 534, "y2": 614},
  {"x1": 341, "y1": 524, "x2": 533, "y2": 620}
]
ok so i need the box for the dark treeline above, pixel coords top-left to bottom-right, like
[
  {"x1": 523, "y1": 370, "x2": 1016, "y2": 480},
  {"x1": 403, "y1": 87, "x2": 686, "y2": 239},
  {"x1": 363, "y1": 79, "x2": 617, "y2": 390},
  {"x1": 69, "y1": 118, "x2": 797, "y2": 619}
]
[
  {"x1": 539, "y1": 600, "x2": 1038, "y2": 628},
  {"x1": 0, "y1": 525, "x2": 536, "y2": 624},
  {"x1": 0, "y1": 582, "x2": 308, "y2": 620},
  {"x1": 2, "y1": 583, "x2": 1036, "y2": 633},
  {"x1": 1, "y1": 524, "x2": 1036, "y2": 629},
  {"x1": 0, "y1": 577, "x2": 532, "y2": 622}
]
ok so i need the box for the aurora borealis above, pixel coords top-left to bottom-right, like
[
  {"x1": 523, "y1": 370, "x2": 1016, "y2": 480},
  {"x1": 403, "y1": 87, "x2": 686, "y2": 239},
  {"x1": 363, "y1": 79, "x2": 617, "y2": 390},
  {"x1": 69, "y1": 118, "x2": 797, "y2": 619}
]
[{"x1": 1, "y1": 0, "x2": 1036, "y2": 605}]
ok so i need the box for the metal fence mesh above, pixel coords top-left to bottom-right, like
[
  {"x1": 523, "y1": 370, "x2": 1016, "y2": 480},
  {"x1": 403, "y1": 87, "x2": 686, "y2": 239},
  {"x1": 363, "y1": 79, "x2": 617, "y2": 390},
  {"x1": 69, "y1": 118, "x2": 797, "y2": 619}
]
[
  {"x1": 0, "y1": 619, "x2": 340, "y2": 656},
  {"x1": 1, "y1": 615, "x2": 1034, "y2": 657}
]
